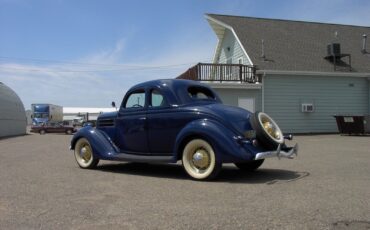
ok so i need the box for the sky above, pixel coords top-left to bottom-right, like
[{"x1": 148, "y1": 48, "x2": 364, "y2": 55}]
[{"x1": 1, "y1": 0, "x2": 370, "y2": 110}]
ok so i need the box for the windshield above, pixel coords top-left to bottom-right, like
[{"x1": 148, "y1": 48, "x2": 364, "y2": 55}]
[
  {"x1": 33, "y1": 105, "x2": 49, "y2": 113},
  {"x1": 34, "y1": 113, "x2": 49, "y2": 118}
]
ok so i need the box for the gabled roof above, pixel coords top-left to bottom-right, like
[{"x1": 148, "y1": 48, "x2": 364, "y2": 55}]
[{"x1": 207, "y1": 14, "x2": 370, "y2": 73}]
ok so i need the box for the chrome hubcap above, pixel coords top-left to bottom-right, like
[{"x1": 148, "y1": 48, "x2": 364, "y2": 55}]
[
  {"x1": 79, "y1": 146, "x2": 91, "y2": 162},
  {"x1": 192, "y1": 149, "x2": 210, "y2": 169}
]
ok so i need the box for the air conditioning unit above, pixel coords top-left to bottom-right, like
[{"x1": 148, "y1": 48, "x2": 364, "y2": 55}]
[
  {"x1": 302, "y1": 103, "x2": 314, "y2": 113},
  {"x1": 327, "y1": 43, "x2": 341, "y2": 57}
]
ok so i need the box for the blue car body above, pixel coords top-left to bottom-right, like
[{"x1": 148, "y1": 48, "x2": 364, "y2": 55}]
[{"x1": 70, "y1": 79, "x2": 297, "y2": 167}]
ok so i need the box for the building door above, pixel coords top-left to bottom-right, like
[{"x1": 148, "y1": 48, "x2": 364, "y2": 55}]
[{"x1": 238, "y1": 98, "x2": 255, "y2": 112}]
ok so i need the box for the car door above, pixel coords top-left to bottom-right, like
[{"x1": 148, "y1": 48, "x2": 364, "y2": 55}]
[
  {"x1": 55, "y1": 123, "x2": 65, "y2": 133},
  {"x1": 115, "y1": 89, "x2": 149, "y2": 154},
  {"x1": 46, "y1": 123, "x2": 56, "y2": 133},
  {"x1": 146, "y1": 88, "x2": 193, "y2": 155}
]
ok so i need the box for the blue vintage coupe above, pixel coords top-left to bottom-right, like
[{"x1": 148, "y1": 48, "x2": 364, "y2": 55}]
[{"x1": 70, "y1": 79, "x2": 297, "y2": 180}]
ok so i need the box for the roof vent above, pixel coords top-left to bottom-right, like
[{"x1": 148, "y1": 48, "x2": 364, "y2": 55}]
[
  {"x1": 362, "y1": 34, "x2": 368, "y2": 54},
  {"x1": 261, "y1": 39, "x2": 265, "y2": 59}
]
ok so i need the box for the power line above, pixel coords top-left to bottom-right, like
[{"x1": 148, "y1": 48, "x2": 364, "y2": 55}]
[
  {"x1": 0, "y1": 56, "x2": 210, "y2": 69},
  {"x1": 0, "y1": 55, "x2": 213, "y2": 73},
  {"x1": 0, "y1": 56, "x2": 151, "y2": 67},
  {"x1": 0, "y1": 65, "x2": 191, "y2": 73}
]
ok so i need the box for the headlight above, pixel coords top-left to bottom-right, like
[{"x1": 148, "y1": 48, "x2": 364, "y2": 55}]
[{"x1": 258, "y1": 112, "x2": 284, "y2": 144}]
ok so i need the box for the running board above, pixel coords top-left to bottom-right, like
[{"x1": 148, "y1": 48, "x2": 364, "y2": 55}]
[{"x1": 111, "y1": 153, "x2": 174, "y2": 163}]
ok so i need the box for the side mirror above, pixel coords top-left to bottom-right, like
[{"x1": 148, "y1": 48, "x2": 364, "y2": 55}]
[{"x1": 111, "y1": 101, "x2": 116, "y2": 108}]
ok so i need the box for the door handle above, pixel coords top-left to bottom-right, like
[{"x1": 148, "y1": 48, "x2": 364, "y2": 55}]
[{"x1": 140, "y1": 117, "x2": 148, "y2": 130}]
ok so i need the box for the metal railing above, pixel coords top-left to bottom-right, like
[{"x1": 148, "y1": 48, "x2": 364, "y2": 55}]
[{"x1": 177, "y1": 63, "x2": 259, "y2": 83}]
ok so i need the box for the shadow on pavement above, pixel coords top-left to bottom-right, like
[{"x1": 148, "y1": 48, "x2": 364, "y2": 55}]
[
  {"x1": 97, "y1": 162, "x2": 309, "y2": 184},
  {"x1": 0, "y1": 133, "x2": 30, "y2": 141},
  {"x1": 220, "y1": 165, "x2": 310, "y2": 184}
]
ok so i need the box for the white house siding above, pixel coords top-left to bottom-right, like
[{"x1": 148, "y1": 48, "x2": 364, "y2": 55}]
[
  {"x1": 0, "y1": 83, "x2": 27, "y2": 138},
  {"x1": 217, "y1": 29, "x2": 249, "y2": 65},
  {"x1": 213, "y1": 88, "x2": 262, "y2": 112},
  {"x1": 263, "y1": 74, "x2": 369, "y2": 133}
]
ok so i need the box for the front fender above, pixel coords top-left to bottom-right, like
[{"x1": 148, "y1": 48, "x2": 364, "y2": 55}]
[
  {"x1": 174, "y1": 119, "x2": 255, "y2": 163},
  {"x1": 70, "y1": 127, "x2": 119, "y2": 160}
]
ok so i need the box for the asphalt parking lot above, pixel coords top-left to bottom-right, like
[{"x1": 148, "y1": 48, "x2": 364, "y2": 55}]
[{"x1": 0, "y1": 133, "x2": 369, "y2": 230}]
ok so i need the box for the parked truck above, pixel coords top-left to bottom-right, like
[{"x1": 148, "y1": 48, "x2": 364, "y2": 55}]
[{"x1": 31, "y1": 104, "x2": 63, "y2": 125}]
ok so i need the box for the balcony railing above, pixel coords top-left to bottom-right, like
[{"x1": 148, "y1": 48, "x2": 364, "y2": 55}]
[{"x1": 177, "y1": 63, "x2": 259, "y2": 83}]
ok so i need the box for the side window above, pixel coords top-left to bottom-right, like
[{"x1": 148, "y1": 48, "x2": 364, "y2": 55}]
[
  {"x1": 150, "y1": 89, "x2": 165, "y2": 107},
  {"x1": 124, "y1": 91, "x2": 145, "y2": 108},
  {"x1": 188, "y1": 86, "x2": 216, "y2": 100}
]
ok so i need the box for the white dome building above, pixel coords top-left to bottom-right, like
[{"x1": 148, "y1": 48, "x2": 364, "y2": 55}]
[{"x1": 0, "y1": 82, "x2": 27, "y2": 138}]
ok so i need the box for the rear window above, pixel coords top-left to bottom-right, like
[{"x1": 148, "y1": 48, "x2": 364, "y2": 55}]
[{"x1": 187, "y1": 86, "x2": 216, "y2": 100}]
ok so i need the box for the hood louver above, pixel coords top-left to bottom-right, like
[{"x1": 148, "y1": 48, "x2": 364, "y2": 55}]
[{"x1": 97, "y1": 119, "x2": 114, "y2": 127}]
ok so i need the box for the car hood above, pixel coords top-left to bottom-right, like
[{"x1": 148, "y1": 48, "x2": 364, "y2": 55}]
[
  {"x1": 97, "y1": 111, "x2": 118, "y2": 120},
  {"x1": 194, "y1": 103, "x2": 254, "y2": 135}
]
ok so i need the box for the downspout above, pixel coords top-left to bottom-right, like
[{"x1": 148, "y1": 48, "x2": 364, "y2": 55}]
[
  {"x1": 368, "y1": 77, "x2": 370, "y2": 114},
  {"x1": 262, "y1": 72, "x2": 265, "y2": 112}
]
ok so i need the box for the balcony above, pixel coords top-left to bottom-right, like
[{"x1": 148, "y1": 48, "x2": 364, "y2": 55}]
[{"x1": 177, "y1": 63, "x2": 259, "y2": 83}]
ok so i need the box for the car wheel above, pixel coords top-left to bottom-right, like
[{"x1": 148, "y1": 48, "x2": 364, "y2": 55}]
[
  {"x1": 74, "y1": 138, "x2": 99, "y2": 169},
  {"x1": 235, "y1": 159, "x2": 264, "y2": 172},
  {"x1": 250, "y1": 112, "x2": 284, "y2": 150},
  {"x1": 66, "y1": 129, "x2": 72, "y2": 135},
  {"x1": 182, "y1": 139, "x2": 221, "y2": 180},
  {"x1": 39, "y1": 130, "x2": 46, "y2": 135}
]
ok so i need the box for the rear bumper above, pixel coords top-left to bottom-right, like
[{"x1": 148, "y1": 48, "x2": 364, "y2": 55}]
[{"x1": 255, "y1": 143, "x2": 298, "y2": 160}]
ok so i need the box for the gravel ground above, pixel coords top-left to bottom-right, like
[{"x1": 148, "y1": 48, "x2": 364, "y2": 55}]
[{"x1": 0, "y1": 133, "x2": 369, "y2": 229}]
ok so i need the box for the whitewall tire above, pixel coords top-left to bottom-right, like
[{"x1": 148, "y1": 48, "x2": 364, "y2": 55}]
[
  {"x1": 182, "y1": 139, "x2": 221, "y2": 180},
  {"x1": 74, "y1": 138, "x2": 99, "y2": 169}
]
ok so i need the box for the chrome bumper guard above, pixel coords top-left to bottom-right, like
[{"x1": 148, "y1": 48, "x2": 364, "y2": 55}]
[{"x1": 255, "y1": 143, "x2": 298, "y2": 160}]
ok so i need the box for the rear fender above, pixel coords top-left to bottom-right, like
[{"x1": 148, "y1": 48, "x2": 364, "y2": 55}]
[
  {"x1": 174, "y1": 119, "x2": 254, "y2": 163},
  {"x1": 70, "y1": 127, "x2": 119, "y2": 159}
]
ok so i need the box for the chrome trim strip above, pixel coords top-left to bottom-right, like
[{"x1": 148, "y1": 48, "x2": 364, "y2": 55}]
[{"x1": 255, "y1": 143, "x2": 298, "y2": 160}]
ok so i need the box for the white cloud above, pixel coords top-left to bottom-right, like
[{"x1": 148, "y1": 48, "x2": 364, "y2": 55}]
[
  {"x1": 0, "y1": 36, "x2": 215, "y2": 109},
  {"x1": 0, "y1": 62, "x2": 116, "y2": 108},
  {"x1": 79, "y1": 38, "x2": 126, "y2": 65}
]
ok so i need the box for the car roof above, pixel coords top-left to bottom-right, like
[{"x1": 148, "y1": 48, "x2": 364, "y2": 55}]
[
  {"x1": 129, "y1": 79, "x2": 204, "y2": 90},
  {"x1": 126, "y1": 79, "x2": 222, "y2": 106}
]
